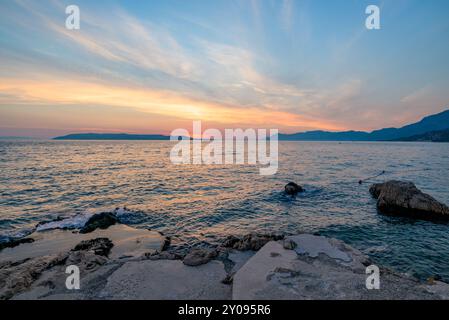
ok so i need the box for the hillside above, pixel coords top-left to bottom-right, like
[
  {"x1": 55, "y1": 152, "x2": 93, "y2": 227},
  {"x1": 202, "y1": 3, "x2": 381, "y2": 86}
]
[
  {"x1": 393, "y1": 128, "x2": 449, "y2": 142},
  {"x1": 279, "y1": 109, "x2": 449, "y2": 141}
]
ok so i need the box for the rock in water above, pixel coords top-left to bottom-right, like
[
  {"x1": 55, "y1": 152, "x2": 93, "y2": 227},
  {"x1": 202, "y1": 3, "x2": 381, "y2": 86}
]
[
  {"x1": 183, "y1": 248, "x2": 217, "y2": 266},
  {"x1": 284, "y1": 182, "x2": 304, "y2": 195},
  {"x1": 80, "y1": 212, "x2": 118, "y2": 233},
  {"x1": 369, "y1": 180, "x2": 449, "y2": 221}
]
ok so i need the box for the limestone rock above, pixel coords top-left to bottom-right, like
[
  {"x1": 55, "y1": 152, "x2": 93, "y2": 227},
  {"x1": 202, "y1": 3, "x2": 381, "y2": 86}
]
[
  {"x1": 222, "y1": 233, "x2": 284, "y2": 251},
  {"x1": 0, "y1": 225, "x2": 166, "y2": 263},
  {"x1": 233, "y1": 235, "x2": 449, "y2": 300},
  {"x1": 100, "y1": 260, "x2": 231, "y2": 299},
  {"x1": 0, "y1": 254, "x2": 67, "y2": 300},
  {"x1": 183, "y1": 248, "x2": 217, "y2": 266},
  {"x1": 370, "y1": 180, "x2": 449, "y2": 221},
  {"x1": 72, "y1": 238, "x2": 113, "y2": 257},
  {"x1": 80, "y1": 212, "x2": 118, "y2": 233},
  {"x1": 0, "y1": 238, "x2": 34, "y2": 252}
]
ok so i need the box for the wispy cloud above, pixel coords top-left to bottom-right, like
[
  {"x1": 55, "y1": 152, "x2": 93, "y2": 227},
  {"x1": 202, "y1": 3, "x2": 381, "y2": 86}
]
[{"x1": 1, "y1": 0, "x2": 449, "y2": 136}]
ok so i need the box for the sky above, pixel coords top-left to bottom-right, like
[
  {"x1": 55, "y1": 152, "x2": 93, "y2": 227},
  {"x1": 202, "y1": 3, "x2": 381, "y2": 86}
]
[{"x1": 0, "y1": 0, "x2": 449, "y2": 138}]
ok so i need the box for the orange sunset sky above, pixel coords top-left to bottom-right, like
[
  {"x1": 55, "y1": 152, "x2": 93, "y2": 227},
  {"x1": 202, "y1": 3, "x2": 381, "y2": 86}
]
[{"x1": 1, "y1": 0, "x2": 449, "y2": 137}]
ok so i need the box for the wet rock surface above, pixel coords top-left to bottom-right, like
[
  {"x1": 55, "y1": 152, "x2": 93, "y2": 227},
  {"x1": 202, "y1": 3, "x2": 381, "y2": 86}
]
[
  {"x1": 72, "y1": 238, "x2": 114, "y2": 257},
  {"x1": 0, "y1": 254, "x2": 67, "y2": 300},
  {"x1": 100, "y1": 260, "x2": 231, "y2": 300},
  {"x1": 0, "y1": 238, "x2": 34, "y2": 252},
  {"x1": 370, "y1": 180, "x2": 449, "y2": 221},
  {"x1": 222, "y1": 233, "x2": 284, "y2": 251},
  {"x1": 0, "y1": 224, "x2": 165, "y2": 262}
]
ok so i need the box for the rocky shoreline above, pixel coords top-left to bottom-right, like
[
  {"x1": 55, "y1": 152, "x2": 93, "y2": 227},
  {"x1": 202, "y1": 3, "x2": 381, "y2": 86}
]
[
  {"x1": 1, "y1": 220, "x2": 449, "y2": 300},
  {"x1": 2, "y1": 180, "x2": 449, "y2": 300}
]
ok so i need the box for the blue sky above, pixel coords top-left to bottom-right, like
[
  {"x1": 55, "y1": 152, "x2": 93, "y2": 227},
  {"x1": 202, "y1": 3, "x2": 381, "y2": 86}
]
[{"x1": 0, "y1": 0, "x2": 449, "y2": 137}]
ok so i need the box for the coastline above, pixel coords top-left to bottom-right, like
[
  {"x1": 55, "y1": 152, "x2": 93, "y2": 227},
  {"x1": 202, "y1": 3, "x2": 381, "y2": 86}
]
[{"x1": 1, "y1": 218, "x2": 449, "y2": 300}]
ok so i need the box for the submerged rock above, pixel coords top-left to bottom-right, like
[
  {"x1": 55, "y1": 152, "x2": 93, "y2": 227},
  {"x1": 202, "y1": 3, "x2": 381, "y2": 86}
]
[
  {"x1": 0, "y1": 225, "x2": 166, "y2": 263},
  {"x1": 284, "y1": 182, "x2": 304, "y2": 195},
  {"x1": 183, "y1": 248, "x2": 217, "y2": 266},
  {"x1": 370, "y1": 180, "x2": 449, "y2": 221},
  {"x1": 0, "y1": 254, "x2": 67, "y2": 300},
  {"x1": 100, "y1": 260, "x2": 231, "y2": 300},
  {"x1": 80, "y1": 212, "x2": 118, "y2": 233},
  {"x1": 282, "y1": 239, "x2": 297, "y2": 250}
]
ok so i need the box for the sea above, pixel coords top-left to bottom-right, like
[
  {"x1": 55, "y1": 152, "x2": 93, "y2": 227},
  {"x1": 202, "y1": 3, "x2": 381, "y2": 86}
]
[{"x1": 1, "y1": 140, "x2": 448, "y2": 281}]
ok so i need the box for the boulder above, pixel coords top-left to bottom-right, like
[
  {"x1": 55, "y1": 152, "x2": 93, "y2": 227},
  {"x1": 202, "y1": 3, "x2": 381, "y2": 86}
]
[
  {"x1": 80, "y1": 212, "x2": 118, "y2": 233},
  {"x1": 284, "y1": 182, "x2": 304, "y2": 195},
  {"x1": 183, "y1": 248, "x2": 217, "y2": 266},
  {"x1": 72, "y1": 238, "x2": 113, "y2": 257},
  {"x1": 370, "y1": 180, "x2": 449, "y2": 221},
  {"x1": 222, "y1": 233, "x2": 284, "y2": 251}
]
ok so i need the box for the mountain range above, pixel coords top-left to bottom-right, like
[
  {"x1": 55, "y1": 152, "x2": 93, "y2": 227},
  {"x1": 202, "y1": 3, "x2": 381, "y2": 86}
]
[
  {"x1": 393, "y1": 128, "x2": 449, "y2": 142},
  {"x1": 278, "y1": 109, "x2": 449, "y2": 141},
  {"x1": 53, "y1": 109, "x2": 449, "y2": 142}
]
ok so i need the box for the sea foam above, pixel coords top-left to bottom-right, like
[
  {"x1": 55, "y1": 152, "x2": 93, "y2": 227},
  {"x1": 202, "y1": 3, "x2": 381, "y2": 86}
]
[{"x1": 35, "y1": 207, "x2": 135, "y2": 232}]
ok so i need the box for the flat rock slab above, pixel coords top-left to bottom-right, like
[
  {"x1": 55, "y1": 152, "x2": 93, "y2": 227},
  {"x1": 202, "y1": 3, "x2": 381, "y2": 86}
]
[
  {"x1": 100, "y1": 260, "x2": 231, "y2": 300},
  {"x1": 228, "y1": 250, "x2": 256, "y2": 274},
  {"x1": 233, "y1": 235, "x2": 449, "y2": 300},
  {"x1": 12, "y1": 262, "x2": 121, "y2": 300},
  {"x1": 0, "y1": 225, "x2": 165, "y2": 263}
]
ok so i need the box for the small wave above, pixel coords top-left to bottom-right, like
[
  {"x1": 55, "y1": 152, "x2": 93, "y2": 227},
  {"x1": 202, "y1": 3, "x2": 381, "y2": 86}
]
[
  {"x1": 36, "y1": 211, "x2": 93, "y2": 231},
  {"x1": 0, "y1": 228, "x2": 35, "y2": 244}
]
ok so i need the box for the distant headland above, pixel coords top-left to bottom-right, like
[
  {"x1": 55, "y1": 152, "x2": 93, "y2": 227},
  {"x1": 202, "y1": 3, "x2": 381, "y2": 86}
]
[
  {"x1": 53, "y1": 133, "x2": 171, "y2": 140},
  {"x1": 52, "y1": 109, "x2": 449, "y2": 142}
]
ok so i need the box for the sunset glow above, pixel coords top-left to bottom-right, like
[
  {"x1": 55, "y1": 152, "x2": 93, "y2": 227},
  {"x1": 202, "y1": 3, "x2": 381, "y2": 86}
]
[{"x1": 1, "y1": 0, "x2": 449, "y2": 137}]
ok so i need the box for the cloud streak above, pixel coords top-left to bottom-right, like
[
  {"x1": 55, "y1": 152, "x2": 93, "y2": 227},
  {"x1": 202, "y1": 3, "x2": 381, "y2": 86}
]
[{"x1": 1, "y1": 0, "x2": 449, "y2": 136}]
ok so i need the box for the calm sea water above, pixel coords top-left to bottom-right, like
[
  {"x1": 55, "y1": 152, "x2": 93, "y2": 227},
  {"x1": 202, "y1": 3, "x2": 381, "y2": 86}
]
[{"x1": 1, "y1": 140, "x2": 449, "y2": 281}]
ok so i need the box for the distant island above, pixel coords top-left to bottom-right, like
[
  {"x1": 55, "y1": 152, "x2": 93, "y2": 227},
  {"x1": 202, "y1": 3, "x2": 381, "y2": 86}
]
[
  {"x1": 53, "y1": 109, "x2": 449, "y2": 142},
  {"x1": 54, "y1": 133, "x2": 170, "y2": 140}
]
